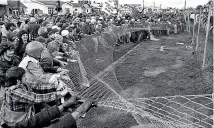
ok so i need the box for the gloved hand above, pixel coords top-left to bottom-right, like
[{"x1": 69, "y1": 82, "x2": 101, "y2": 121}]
[{"x1": 62, "y1": 96, "x2": 81, "y2": 110}]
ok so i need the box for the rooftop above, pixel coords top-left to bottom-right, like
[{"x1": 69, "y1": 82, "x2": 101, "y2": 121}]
[
  {"x1": 8, "y1": 0, "x2": 27, "y2": 8},
  {"x1": 71, "y1": 3, "x2": 82, "y2": 7},
  {"x1": 37, "y1": 0, "x2": 60, "y2": 5}
]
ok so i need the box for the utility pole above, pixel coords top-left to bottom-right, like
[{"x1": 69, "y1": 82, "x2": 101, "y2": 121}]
[
  {"x1": 184, "y1": 0, "x2": 186, "y2": 10},
  {"x1": 17, "y1": 0, "x2": 20, "y2": 16},
  {"x1": 160, "y1": 4, "x2": 162, "y2": 10},
  {"x1": 153, "y1": 2, "x2": 155, "y2": 11},
  {"x1": 142, "y1": 0, "x2": 144, "y2": 13},
  {"x1": 114, "y1": 0, "x2": 119, "y2": 18}
]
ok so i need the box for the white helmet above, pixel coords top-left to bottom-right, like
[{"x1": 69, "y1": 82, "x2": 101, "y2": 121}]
[
  {"x1": 61, "y1": 30, "x2": 69, "y2": 37},
  {"x1": 52, "y1": 25, "x2": 60, "y2": 30},
  {"x1": 91, "y1": 19, "x2": 96, "y2": 24}
]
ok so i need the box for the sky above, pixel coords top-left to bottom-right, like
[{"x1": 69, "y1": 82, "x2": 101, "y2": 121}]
[{"x1": 94, "y1": 0, "x2": 209, "y2": 9}]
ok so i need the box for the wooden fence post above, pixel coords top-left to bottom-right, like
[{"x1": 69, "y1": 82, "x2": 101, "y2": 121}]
[
  {"x1": 183, "y1": 13, "x2": 188, "y2": 31},
  {"x1": 187, "y1": 13, "x2": 191, "y2": 36},
  {"x1": 191, "y1": 16, "x2": 195, "y2": 45},
  {"x1": 202, "y1": 6, "x2": 211, "y2": 69},
  {"x1": 212, "y1": 1, "x2": 214, "y2": 127},
  {"x1": 196, "y1": 9, "x2": 202, "y2": 51}
]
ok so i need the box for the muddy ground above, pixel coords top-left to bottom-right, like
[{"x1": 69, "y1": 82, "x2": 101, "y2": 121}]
[{"x1": 78, "y1": 31, "x2": 212, "y2": 128}]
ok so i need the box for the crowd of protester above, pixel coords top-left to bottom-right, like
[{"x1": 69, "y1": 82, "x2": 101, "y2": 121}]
[{"x1": 0, "y1": 11, "x2": 186, "y2": 128}]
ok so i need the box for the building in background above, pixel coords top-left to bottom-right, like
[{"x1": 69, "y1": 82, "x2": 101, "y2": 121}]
[
  {"x1": 0, "y1": 0, "x2": 26, "y2": 17},
  {"x1": 21, "y1": 0, "x2": 95, "y2": 15},
  {"x1": 7, "y1": 0, "x2": 27, "y2": 16},
  {"x1": 21, "y1": 0, "x2": 47, "y2": 14},
  {"x1": 0, "y1": 0, "x2": 8, "y2": 18},
  {"x1": 119, "y1": 4, "x2": 142, "y2": 16}
]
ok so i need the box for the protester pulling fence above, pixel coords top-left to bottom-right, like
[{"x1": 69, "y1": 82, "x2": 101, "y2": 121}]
[{"x1": 0, "y1": 2, "x2": 212, "y2": 127}]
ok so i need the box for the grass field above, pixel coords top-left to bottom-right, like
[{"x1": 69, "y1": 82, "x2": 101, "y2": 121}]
[{"x1": 78, "y1": 31, "x2": 213, "y2": 128}]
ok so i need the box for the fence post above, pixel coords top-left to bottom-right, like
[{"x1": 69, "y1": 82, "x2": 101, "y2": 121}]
[
  {"x1": 212, "y1": 1, "x2": 214, "y2": 127},
  {"x1": 187, "y1": 12, "x2": 191, "y2": 36},
  {"x1": 202, "y1": 6, "x2": 211, "y2": 69},
  {"x1": 196, "y1": 9, "x2": 202, "y2": 51},
  {"x1": 183, "y1": 13, "x2": 188, "y2": 32},
  {"x1": 191, "y1": 16, "x2": 195, "y2": 45}
]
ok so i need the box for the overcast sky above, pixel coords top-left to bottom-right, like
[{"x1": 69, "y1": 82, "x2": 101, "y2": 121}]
[{"x1": 94, "y1": 0, "x2": 209, "y2": 9}]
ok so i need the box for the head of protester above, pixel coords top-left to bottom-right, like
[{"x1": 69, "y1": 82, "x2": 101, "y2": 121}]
[
  {"x1": 25, "y1": 41, "x2": 44, "y2": 60},
  {"x1": 35, "y1": 36, "x2": 47, "y2": 47},
  {"x1": 17, "y1": 30, "x2": 28, "y2": 44},
  {"x1": 47, "y1": 40, "x2": 60, "y2": 57},
  {"x1": 5, "y1": 22, "x2": 16, "y2": 32},
  {"x1": 4, "y1": 66, "x2": 25, "y2": 87},
  {"x1": 0, "y1": 42, "x2": 15, "y2": 60}
]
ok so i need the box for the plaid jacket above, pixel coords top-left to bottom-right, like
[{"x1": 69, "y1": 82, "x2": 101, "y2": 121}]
[
  {"x1": 19, "y1": 55, "x2": 60, "y2": 94},
  {"x1": 4, "y1": 84, "x2": 59, "y2": 112}
]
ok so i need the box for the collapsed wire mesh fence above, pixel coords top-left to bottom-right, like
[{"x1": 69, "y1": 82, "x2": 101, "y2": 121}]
[{"x1": 63, "y1": 21, "x2": 213, "y2": 128}]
